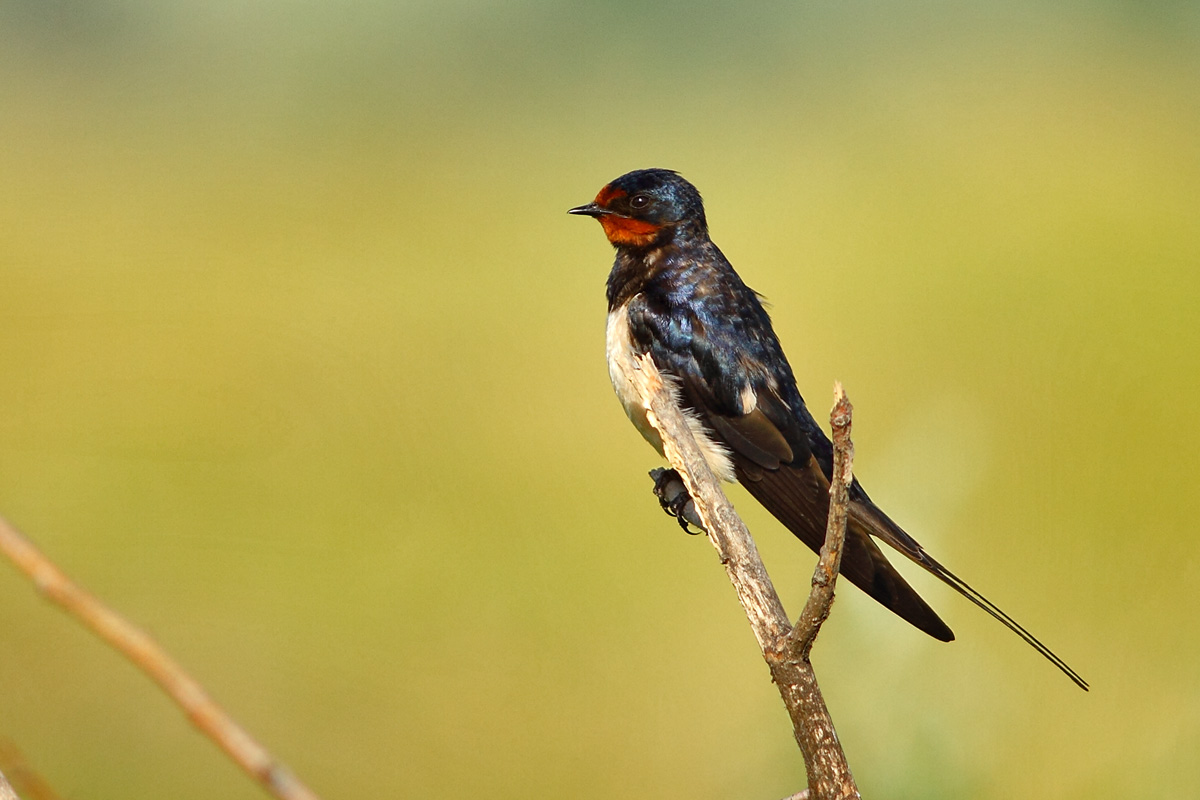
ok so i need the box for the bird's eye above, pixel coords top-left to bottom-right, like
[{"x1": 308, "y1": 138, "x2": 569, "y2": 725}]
[{"x1": 630, "y1": 194, "x2": 651, "y2": 209}]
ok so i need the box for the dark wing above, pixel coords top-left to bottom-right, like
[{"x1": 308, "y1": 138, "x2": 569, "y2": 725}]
[
  {"x1": 624, "y1": 265, "x2": 1088, "y2": 689},
  {"x1": 624, "y1": 284, "x2": 955, "y2": 642}
]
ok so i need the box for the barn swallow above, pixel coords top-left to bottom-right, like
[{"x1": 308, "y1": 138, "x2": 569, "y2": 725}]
[{"x1": 570, "y1": 168, "x2": 1087, "y2": 690}]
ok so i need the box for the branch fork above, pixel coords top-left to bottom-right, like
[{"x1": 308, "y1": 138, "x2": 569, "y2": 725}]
[{"x1": 631, "y1": 354, "x2": 860, "y2": 800}]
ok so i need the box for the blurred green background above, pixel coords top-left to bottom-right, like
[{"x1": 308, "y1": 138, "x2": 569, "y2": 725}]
[{"x1": 1, "y1": 1, "x2": 1197, "y2": 798}]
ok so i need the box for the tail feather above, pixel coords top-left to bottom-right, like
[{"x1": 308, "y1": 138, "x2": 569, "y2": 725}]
[
  {"x1": 914, "y1": 552, "x2": 1088, "y2": 690},
  {"x1": 738, "y1": 453, "x2": 1089, "y2": 691},
  {"x1": 853, "y1": 501, "x2": 1089, "y2": 690}
]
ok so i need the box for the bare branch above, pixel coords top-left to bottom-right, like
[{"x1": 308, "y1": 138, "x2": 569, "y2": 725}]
[
  {"x1": 630, "y1": 355, "x2": 860, "y2": 800},
  {"x1": 787, "y1": 382, "x2": 854, "y2": 659},
  {"x1": 0, "y1": 515, "x2": 322, "y2": 800},
  {"x1": 769, "y1": 383, "x2": 859, "y2": 799}
]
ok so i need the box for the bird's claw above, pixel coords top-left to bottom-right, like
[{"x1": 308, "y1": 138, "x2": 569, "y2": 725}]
[{"x1": 650, "y1": 468, "x2": 705, "y2": 535}]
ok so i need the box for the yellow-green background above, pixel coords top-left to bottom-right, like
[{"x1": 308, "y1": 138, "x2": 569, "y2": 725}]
[{"x1": 1, "y1": 2, "x2": 1197, "y2": 798}]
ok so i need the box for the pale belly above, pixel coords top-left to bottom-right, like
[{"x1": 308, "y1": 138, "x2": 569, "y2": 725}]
[{"x1": 605, "y1": 301, "x2": 737, "y2": 482}]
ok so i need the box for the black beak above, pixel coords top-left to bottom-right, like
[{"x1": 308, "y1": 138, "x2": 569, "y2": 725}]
[{"x1": 568, "y1": 202, "x2": 610, "y2": 217}]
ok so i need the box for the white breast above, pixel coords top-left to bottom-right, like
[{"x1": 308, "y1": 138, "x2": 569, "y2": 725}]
[{"x1": 605, "y1": 301, "x2": 737, "y2": 483}]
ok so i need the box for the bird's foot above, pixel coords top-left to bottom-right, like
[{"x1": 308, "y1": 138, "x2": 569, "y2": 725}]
[{"x1": 649, "y1": 468, "x2": 705, "y2": 535}]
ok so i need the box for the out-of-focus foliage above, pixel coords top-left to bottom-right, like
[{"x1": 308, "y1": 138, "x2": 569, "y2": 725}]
[{"x1": 1, "y1": 2, "x2": 1197, "y2": 798}]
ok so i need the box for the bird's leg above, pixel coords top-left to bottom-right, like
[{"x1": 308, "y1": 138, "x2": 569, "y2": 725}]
[{"x1": 649, "y1": 468, "x2": 706, "y2": 534}]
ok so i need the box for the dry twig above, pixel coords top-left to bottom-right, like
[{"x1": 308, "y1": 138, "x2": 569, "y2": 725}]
[
  {"x1": 787, "y1": 386, "x2": 854, "y2": 660},
  {"x1": 631, "y1": 355, "x2": 860, "y2": 800},
  {"x1": 0, "y1": 515, "x2": 322, "y2": 800}
]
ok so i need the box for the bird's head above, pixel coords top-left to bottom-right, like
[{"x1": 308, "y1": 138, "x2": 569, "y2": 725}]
[{"x1": 569, "y1": 168, "x2": 707, "y2": 248}]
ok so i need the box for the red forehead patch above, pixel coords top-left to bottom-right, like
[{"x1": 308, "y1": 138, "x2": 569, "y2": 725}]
[{"x1": 594, "y1": 184, "x2": 627, "y2": 206}]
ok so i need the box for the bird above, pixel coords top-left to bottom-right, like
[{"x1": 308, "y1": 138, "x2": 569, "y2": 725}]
[{"x1": 569, "y1": 168, "x2": 1087, "y2": 691}]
